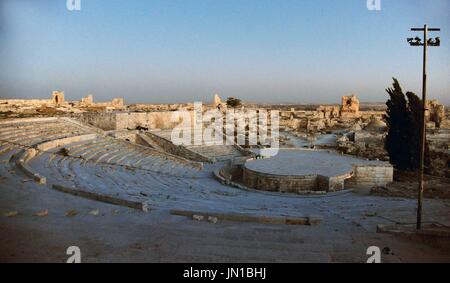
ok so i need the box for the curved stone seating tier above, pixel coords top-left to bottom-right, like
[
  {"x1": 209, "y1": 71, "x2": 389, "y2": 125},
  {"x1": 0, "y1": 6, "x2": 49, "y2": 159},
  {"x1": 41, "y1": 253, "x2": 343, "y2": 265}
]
[
  {"x1": 0, "y1": 118, "x2": 95, "y2": 185},
  {"x1": 0, "y1": 121, "x2": 66, "y2": 134},
  {"x1": 0, "y1": 131, "x2": 90, "y2": 151},
  {"x1": 0, "y1": 120, "x2": 342, "y2": 219},
  {"x1": 0, "y1": 125, "x2": 71, "y2": 141},
  {"x1": 55, "y1": 134, "x2": 201, "y2": 169},
  {"x1": 71, "y1": 140, "x2": 115, "y2": 159},
  {"x1": 0, "y1": 119, "x2": 59, "y2": 132},
  {"x1": 0, "y1": 126, "x2": 57, "y2": 140},
  {"x1": 0, "y1": 120, "x2": 91, "y2": 145},
  {"x1": 0, "y1": 141, "x2": 22, "y2": 159},
  {"x1": 0, "y1": 119, "x2": 87, "y2": 138},
  {"x1": 0, "y1": 131, "x2": 90, "y2": 157},
  {"x1": 1, "y1": 130, "x2": 89, "y2": 149},
  {"x1": 0, "y1": 117, "x2": 58, "y2": 126},
  {"x1": 0, "y1": 118, "x2": 203, "y2": 179},
  {"x1": 3, "y1": 118, "x2": 280, "y2": 212},
  {"x1": 31, "y1": 136, "x2": 205, "y2": 178},
  {"x1": 0, "y1": 120, "x2": 92, "y2": 161},
  {"x1": 28, "y1": 151, "x2": 247, "y2": 210},
  {"x1": 61, "y1": 140, "x2": 112, "y2": 157}
]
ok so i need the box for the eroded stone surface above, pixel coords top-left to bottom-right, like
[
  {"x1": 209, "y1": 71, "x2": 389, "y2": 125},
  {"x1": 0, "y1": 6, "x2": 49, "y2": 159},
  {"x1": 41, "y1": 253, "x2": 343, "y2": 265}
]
[
  {"x1": 0, "y1": 97, "x2": 448, "y2": 262},
  {"x1": 245, "y1": 150, "x2": 384, "y2": 177}
]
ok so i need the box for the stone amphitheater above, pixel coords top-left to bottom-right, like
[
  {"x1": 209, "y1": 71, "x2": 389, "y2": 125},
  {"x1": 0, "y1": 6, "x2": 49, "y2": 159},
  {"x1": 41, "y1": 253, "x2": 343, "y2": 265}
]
[{"x1": 1, "y1": 116, "x2": 449, "y2": 262}]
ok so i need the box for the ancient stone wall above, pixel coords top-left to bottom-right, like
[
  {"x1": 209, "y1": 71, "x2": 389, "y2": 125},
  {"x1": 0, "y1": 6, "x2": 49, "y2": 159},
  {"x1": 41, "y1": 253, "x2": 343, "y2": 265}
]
[
  {"x1": 78, "y1": 111, "x2": 184, "y2": 131},
  {"x1": 242, "y1": 168, "x2": 320, "y2": 193},
  {"x1": 345, "y1": 164, "x2": 393, "y2": 188},
  {"x1": 340, "y1": 95, "x2": 360, "y2": 118},
  {"x1": 35, "y1": 134, "x2": 97, "y2": 152},
  {"x1": 316, "y1": 105, "x2": 340, "y2": 119},
  {"x1": 80, "y1": 95, "x2": 94, "y2": 106},
  {"x1": 79, "y1": 112, "x2": 118, "y2": 130},
  {"x1": 128, "y1": 103, "x2": 191, "y2": 112},
  {"x1": 115, "y1": 112, "x2": 183, "y2": 130},
  {"x1": 425, "y1": 100, "x2": 446, "y2": 128},
  {"x1": 243, "y1": 162, "x2": 392, "y2": 193},
  {"x1": 52, "y1": 91, "x2": 65, "y2": 105}
]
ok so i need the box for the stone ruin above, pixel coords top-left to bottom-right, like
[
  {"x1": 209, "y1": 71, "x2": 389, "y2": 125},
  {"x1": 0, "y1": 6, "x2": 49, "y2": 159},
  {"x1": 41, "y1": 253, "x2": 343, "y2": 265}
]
[
  {"x1": 213, "y1": 93, "x2": 227, "y2": 111},
  {"x1": 0, "y1": 91, "x2": 125, "y2": 114},
  {"x1": 79, "y1": 96, "x2": 125, "y2": 110},
  {"x1": 279, "y1": 95, "x2": 362, "y2": 132},
  {"x1": 51, "y1": 91, "x2": 65, "y2": 105},
  {"x1": 426, "y1": 99, "x2": 446, "y2": 128},
  {"x1": 0, "y1": 92, "x2": 448, "y2": 179},
  {"x1": 242, "y1": 149, "x2": 392, "y2": 193},
  {"x1": 0, "y1": 114, "x2": 448, "y2": 262},
  {"x1": 272, "y1": 94, "x2": 448, "y2": 177},
  {"x1": 317, "y1": 105, "x2": 340, "y2": 119},
  {"x1": 1, "y1": 92, "x2": 449, "y2": 264},
  {"x1": 111, "y1": 98, "x2": 124, "y2": 108},
  {"x1": 80, "y1": 94, "x2": 94, "y2": 106},
  {"x1": 340, "y1": 94, "x2": 360, "y2": 118},
  {"x1": 214, "y1": 94, "x2": 222, "y2": 106}
]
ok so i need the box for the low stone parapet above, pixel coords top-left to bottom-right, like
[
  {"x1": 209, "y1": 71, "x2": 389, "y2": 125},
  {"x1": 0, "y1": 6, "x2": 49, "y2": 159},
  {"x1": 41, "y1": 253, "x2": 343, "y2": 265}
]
[
  {"x1": 171, "y1": 209, "x2": 322, "y2": 226},
  {"x1": 13, "y1": 134, "x2": 97, "y2": 185},
  {"x1": 52, "y1": 184, "x2": 149, "y2": 212},
  {"x1": 14, "y1": 150, "x2": 46, "y2": 184},
  {"x1": 346, "y1": 164, "x2": 393, "y2": 188},
  {"x1": 241, "y1": 149, "x2": 393, "y2": 193},
  {"x1": 35, "y1": 134, "x2": 97, "y2": 152},
  {"x1": 243, "y1": 167, "x2": 318, "y2": 193}
]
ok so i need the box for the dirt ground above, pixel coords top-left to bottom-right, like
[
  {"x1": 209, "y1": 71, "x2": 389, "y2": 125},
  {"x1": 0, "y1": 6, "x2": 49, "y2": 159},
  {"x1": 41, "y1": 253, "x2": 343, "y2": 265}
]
[{"x1": 371, "y1": 171, "x2": 450, "y2": 199}]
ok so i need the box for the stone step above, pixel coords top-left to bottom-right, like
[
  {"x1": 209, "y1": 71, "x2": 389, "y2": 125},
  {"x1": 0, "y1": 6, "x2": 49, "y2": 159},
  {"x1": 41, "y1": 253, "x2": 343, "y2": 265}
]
[
  {"x1": 186, "y1": 145, "x2": 243, "y2": 161},
  {"x1": 0, "y1": 121, "x2": 62, "y2": 135}
]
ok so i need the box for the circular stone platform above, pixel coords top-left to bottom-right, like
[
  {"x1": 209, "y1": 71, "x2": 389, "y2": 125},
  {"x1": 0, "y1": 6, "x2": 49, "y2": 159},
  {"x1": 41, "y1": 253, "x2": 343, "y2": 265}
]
[{"x1": 243, "y1": 149, "x2": 390, "y2": 193}]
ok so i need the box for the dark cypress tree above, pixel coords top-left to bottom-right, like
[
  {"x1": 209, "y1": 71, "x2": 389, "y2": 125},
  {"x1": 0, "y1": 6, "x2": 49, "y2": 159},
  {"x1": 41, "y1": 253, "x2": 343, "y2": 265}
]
[
  {"x1": 405, "y1": 91, "x2": 430, "y2": 170},
  {"x1": 384, "y1": 78, "x2": 410, "y2": 170},
  {"x1": 384, "y1": 78, "x2": 429, "y2": 171}
]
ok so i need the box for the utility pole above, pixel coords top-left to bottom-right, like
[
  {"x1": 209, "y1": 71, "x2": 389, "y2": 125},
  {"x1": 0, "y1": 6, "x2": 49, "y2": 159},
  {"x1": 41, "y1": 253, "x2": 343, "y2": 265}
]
[{"x1": 407, "y1": 25, "x2": 440, "y2": 230}]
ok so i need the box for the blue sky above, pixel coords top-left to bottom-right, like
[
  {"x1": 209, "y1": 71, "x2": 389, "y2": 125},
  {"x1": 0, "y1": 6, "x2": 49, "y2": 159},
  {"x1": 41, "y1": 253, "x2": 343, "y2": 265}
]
[{"x1": 0, "y1": 0, "x2": 449, "y2": 104}]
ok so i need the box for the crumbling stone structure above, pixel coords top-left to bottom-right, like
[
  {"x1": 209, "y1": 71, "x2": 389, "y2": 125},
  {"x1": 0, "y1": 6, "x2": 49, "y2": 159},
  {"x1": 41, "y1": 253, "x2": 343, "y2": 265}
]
[
  {"x1": 52, "y1": 91, "x2": 65, "y2": 105},
  {"x1": 80, "y1": 94, "x2": 94, "y2": 106},
  {"x1": 242, "y1": 149, "x2": 393, "y2": 193},
  {"x1": 85, "y1": 96, "x2": 125, "y2": 110},
  {"x1": 79, "y1": 111, "x2": 185, "y2": 130},
  {"x1": 214, "y1": 94, "x2": 222, "y2": 106},
  {"x1": 425, "y1": 99, "x2": 445, "y2": 128},
  {"x1": 111, "y1": 98, "x2": 124, "y2": 108},
  {"x1": 213, "y1": 94, "x2": 227, "y2": 111},
  {"x1": 340, "y1": 95, "x2": 360, "y2": 118},
  {"x1": 317, "y1": 105, "x2": 340, "y2": 119}
]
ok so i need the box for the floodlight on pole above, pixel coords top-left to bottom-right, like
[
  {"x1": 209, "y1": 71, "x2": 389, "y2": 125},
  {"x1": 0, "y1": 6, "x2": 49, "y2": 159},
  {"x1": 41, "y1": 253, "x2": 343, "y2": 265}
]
[{"x1": 407, "y1": 24, "x2": 440, "y2": 230}]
